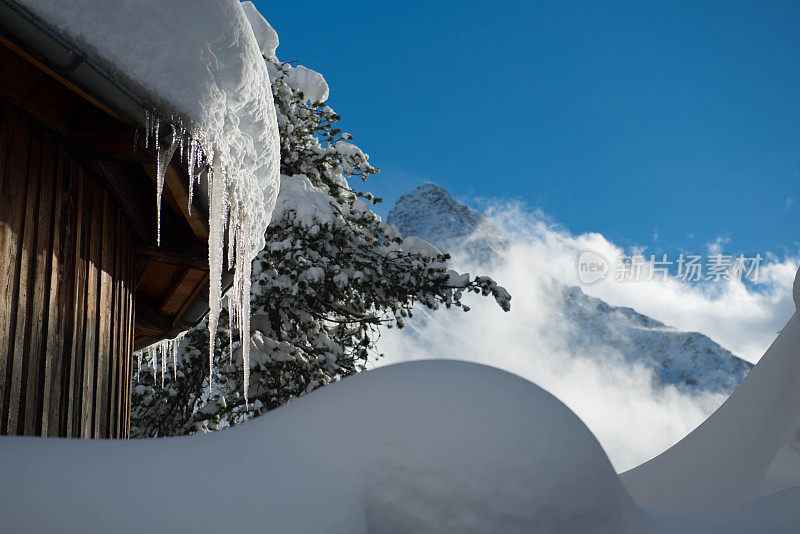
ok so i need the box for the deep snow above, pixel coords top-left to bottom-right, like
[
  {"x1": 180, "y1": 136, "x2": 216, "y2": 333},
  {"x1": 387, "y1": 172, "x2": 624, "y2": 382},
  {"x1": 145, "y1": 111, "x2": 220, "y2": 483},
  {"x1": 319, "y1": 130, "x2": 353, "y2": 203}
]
[
  {"x1": 0, "y1": 361, "x2": 650, "y2": 533},
  {"x1": 19, "y1": 0, "x2": 281, "y2": 257},
  {"x1": 1, "y1": 359, "x2": 799, "y2": 532},
  {"x1": 623, "y1": 309, "x2": 800, "y2": 514},
  {"x1": 241, "y1": 1, "x2": 278, "y2": 59}
]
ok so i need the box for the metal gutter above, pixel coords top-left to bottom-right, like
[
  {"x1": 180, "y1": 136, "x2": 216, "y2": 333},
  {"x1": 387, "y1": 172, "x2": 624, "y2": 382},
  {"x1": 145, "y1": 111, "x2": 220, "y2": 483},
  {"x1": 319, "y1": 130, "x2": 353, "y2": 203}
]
[{"x1": 0, "y1": 0, "x2": 147, "y2": 126}]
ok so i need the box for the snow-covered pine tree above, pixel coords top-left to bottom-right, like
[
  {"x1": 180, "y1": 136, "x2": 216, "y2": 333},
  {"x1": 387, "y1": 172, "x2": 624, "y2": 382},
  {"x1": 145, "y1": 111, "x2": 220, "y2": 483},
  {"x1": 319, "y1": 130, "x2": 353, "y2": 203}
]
[{"x1": 130, "y1": 59, "x2": 510, "y2": 437}]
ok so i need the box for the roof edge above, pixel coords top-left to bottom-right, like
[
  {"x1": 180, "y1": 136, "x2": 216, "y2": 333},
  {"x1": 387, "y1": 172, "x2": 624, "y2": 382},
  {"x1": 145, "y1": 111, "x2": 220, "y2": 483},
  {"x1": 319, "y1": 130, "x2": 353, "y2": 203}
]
[
  {"x1": 0, "y1": 0, "x2": 146, "y2": 127},
  {"x1": 1, "y1": 0, "x2": 235, "y2": 349}
]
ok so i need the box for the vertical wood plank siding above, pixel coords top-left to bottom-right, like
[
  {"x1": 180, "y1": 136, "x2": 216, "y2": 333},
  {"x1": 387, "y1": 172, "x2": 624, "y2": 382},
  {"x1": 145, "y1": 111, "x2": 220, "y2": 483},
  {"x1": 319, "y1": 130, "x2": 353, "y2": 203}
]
[{"x1": 0, "y1": 99, "x2": 134, "y2": 438}]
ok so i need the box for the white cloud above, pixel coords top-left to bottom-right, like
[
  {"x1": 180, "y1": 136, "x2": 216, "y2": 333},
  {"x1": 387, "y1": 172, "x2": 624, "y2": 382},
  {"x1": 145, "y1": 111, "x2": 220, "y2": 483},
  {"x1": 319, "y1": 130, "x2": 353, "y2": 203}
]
[
  {"x1": 376, "y1": 201, "x2": 798, "y2": 472},
  {"x1": 482, "y1": 203, "x2": 797, "y2": 363},
  {"x1": 786, "y1": 197, "x2": 795, "y2": 210},
  {"x1": 705, "y1": 235, "x2": 730, "y2": 255}
]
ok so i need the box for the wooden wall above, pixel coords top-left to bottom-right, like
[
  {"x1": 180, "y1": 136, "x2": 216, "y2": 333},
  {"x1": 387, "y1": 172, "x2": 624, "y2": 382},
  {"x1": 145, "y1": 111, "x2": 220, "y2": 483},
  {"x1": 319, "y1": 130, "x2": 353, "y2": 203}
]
[{"x1": 0, "y1": 98, "x2": 135, "y2": 438}]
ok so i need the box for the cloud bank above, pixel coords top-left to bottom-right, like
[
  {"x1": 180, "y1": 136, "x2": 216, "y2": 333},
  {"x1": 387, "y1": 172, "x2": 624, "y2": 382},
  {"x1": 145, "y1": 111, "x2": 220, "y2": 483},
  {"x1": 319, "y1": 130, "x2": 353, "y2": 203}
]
[{"x1": 377, "y1": 201, "x2": 798, "y2": 471}]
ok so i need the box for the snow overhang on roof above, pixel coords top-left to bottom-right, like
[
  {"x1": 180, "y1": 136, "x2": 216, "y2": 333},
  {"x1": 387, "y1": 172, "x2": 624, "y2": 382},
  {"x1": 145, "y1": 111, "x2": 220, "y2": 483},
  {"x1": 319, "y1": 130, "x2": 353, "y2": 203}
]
[
  {"x1": 0, "y1": 0, "x2": 225, "y2": 343},
  {"x1": 0, "y1": 0, "x2": 281, "y2": 364}
]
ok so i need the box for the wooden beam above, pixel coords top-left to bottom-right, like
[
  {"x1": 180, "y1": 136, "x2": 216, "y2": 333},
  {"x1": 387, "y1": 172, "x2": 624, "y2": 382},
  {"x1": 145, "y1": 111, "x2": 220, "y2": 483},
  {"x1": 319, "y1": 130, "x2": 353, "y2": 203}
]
[
  {"x1": 64, "y1": 120, "x2": 151, "y2": 163},
  {"x1": 0, "y1": 35, "x2": 132, "y2": 125},
  {"x1": 141, "y1": 162, "x2": 209, "y2": 241},
  {"x1": 134, "y1": 242, "x2": 209, "y2": 272},
  {"x1": 133, "y1": 313, "x2": 172, "y2": 338},
  {"x1": 0, "y1": 38, "x2": 73, "y2": 134},
  {"x1": 158, "y1": 269, "x2": 208, "y2": 318},
  {"x1": 157, "y1": 267, "x2": 191, "y2": 316},
  {"x1": 173, "y1": 272, "x2": 209, "y2": 328}
]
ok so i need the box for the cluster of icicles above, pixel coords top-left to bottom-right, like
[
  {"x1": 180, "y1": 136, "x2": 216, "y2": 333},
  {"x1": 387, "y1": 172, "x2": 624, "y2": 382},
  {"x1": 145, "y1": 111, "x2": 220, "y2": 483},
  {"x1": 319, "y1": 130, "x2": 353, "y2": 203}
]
[
  {"x1": 136, "y1": 332, "x2": 185, "y2": 387},
  {"x1": 134, "y1": 110, "x2": 256, "y2": 406}
]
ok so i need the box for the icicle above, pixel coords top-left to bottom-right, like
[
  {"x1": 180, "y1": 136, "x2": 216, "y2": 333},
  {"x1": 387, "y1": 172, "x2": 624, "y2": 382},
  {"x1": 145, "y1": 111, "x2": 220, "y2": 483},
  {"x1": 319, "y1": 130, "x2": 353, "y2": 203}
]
[
  {"x1": 228, "y1": 294, "x2": 236, "y2": 365},
  {"x1": 155, "y1": 126, "x2": 180, "y2": 246},
  {"x1": 207, "y1": 163, "x2": 226, "y2": 397},
  {"x1": 139, "y1": 109, "x2": 275, "y2": 408},
  {"x1": 136, "y1": 333, "x2": 185, "y2": 389},
  {"x1": 144, "y1": 110, "x2": 151, "y2": 149},
  {"x1": 179, "y1": 125, "x2": 186, "y2": 162},
  {"x1": 161, "y1": 343, "x2": 166, "y2": 388},
  {"x1": 240, "y1": 222, "x2": 253, "y2": 408},
  {"x1": 150, "y1": 347, "x2": 158, "y2": 382},
  {"x1": 227, "y1": 207, "x2": 237, "y2": 271},
  {"x1": 154, "y1": 118, "x2": 160, "y2": 152},
  {"x1": 187, "y1": 138, "x2": 197, "y2": 214},
  {"x1": 172, "y1": 336, "x2": 179, "y2": 381},
  {"x1": 222, "y1": 208, "x2": 254, "y2": 408}
]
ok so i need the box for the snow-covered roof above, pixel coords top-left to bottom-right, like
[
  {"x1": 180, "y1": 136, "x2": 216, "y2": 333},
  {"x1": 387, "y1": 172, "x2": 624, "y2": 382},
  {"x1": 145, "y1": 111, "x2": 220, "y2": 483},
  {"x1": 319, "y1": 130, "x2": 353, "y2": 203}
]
[
  {"x1": 9, "y1": 0, "x2": 282, "y2": 401},
  {"x1": 15, "y1": 0, "x2": 279, "y2": 247}
]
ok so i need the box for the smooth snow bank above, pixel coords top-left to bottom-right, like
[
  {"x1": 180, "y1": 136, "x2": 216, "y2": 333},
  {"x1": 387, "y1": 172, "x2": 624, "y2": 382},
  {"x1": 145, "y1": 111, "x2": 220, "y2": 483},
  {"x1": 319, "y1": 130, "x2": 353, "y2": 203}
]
[
  {"x1": 794, "y1": 265, "x2": 800, "y2": 310},
  {"x1": 623, "y1": 279, "x2": 800, "y2": 514},
  {"x1": 2, "y1": 361, "x2": 799, "y2": 532},
  {"x1": 0, "y1": 361, "x2": 651, "y2": 533}
]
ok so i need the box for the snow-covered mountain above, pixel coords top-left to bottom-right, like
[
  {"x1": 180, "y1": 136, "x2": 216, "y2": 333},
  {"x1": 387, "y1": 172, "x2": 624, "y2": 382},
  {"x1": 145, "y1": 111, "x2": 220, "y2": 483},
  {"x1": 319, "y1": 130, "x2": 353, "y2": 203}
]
[
  {"x1": 387, "y1": 184, "x2": 752, "y2": 394},
  {"x1": 387, "y1": 183, "x2": 509, "y2": 265}
]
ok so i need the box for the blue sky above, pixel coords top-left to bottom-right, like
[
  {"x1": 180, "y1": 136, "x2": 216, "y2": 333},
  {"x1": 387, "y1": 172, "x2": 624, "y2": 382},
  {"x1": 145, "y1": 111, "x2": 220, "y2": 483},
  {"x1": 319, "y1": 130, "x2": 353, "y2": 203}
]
[{"x1": 255, "y1": 0, "x2": 800, "y2": 258}]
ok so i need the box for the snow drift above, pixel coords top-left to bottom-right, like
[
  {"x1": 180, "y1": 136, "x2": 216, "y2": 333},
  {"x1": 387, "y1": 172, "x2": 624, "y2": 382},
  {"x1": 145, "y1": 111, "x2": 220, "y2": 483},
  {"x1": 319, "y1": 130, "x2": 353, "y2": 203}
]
[
  {"x1": 3, "y1": 360, "x2": 799, "y2": 532},
  {"x1": 623, "y1": 309, "x2": 800, "y2": 514},
  {"x1": 0, "y1": 361, "x2": 651, "y2": 533}
]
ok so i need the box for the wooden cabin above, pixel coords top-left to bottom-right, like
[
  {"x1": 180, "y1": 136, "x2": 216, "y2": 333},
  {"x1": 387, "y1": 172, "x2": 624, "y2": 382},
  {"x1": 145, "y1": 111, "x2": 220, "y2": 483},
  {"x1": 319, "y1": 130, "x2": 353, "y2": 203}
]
[{"x1": 0, "y1": 1, "x2": 225, "y2": 438}]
